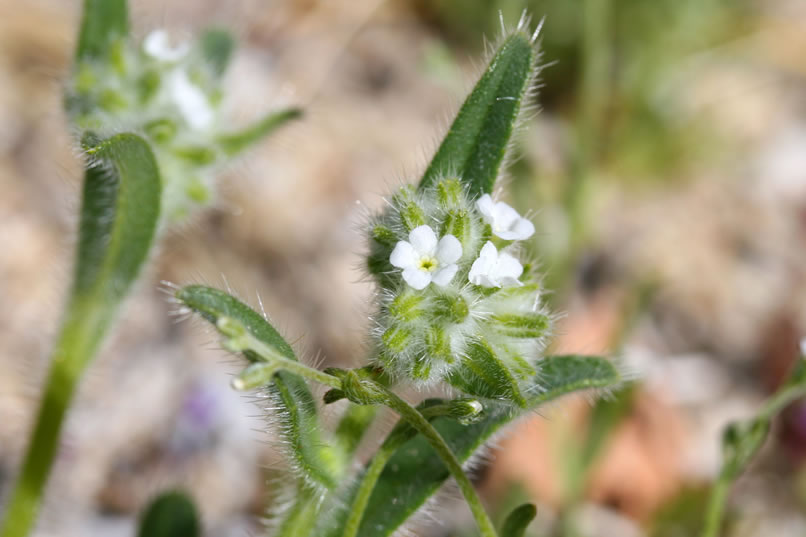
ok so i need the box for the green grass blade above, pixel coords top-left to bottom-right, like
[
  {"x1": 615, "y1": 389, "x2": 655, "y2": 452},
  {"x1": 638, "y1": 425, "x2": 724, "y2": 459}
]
[
  {"x1": 137, "y1": 491, "x2": 200, "y2": 537},
  {"x1": 176, "y1": 285, "x2": 342, "y2": 490},
  {"x1": 501, "y1": 503, "x2": 537, "y2": 537},
  {"x1": 217, "y1": 108, "x2": 302, "y2": 156},
  {"x1": 0, "y1": 133, "x2": 161, "y2": 537},
  {"x1": 419, "y1": 32, "x2": 536, "y2": 196},
  {"x1": 76, "y1": 0, "x2": 129, "y2": 61},
  {"x1": 352, "y1": 355, "x2": 619, "y2": 537},
  {"x1": 200, "y1": 28, "x2": 236, "y2": 77}
]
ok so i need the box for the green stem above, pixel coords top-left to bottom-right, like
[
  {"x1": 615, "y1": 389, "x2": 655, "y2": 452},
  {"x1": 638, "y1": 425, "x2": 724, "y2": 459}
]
[
  {"x1": 373, "y1": 387, "x2": 498, "y2": 537},
  {"x1": 342, "y1": 447, "x2": 395, "y2": 537},
  {"x1": 699, "y1": 370, "x2": 806, "y2": 537},
  {"x1": 701, "y1": 474, "x2": 730, "y2": 537},
  {"x1": 230, "y1": 328, "x2": 341, "y2": 389},
  {"x1": 341, "y1": 403, "x2": 455, "y2": 537},
  {"x1": 1, "y1": 300, "x2": 109, "y2": 537}
]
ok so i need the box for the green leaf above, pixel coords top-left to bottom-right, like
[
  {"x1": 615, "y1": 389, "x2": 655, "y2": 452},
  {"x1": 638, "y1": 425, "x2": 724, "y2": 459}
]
[
  {"x1": 217, "y1": 108, "x2": 303, "y2": 156},
  {"x1": 350, "y1": 355, "x2": 620, "y2": 537},
  {"x1": 501, "y1": 503, "x2": 537, "y2": 537},
  {"x1": 200, "y1": 28, "x2": 236, "y2": 77},
  {"x1": 176, "y1": 285, "x2": 342, "y2": 490},
  {"x1": 72, "y1": 132, "x2": 161, "y2": 354},
  {"x1": 76, "y1": 0, "x2": 129, "y2": 61},
  {"x1": 137, "y1": 491, "x2": 200, "y2": 537},
  {"x1": 419, "y1": 32, "x2": 536, "y2": 196}
]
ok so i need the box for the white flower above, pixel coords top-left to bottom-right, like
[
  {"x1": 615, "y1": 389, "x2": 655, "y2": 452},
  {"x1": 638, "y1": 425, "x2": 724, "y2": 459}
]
[
  {"x1": 390, "y1": 225, "x2": 462, "y2": 290},
  {"x1": 143, "y1": 30, "x2": 190, "y2": 62},
  {"x1": 476, "y1": 194, "x2": 535, "y2": 240},
  {"x1": 801, "y1": 338, "x2": 806, "y2": 357},
  {"x1": 169, "y1": 69, "x2": 214, "y2": 130},
  {"x1": 468, "y1": 241, "x2": 523, "y2": 288}
]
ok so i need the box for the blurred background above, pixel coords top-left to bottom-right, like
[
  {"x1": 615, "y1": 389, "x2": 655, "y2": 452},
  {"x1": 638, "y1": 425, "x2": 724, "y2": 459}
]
[{"x1": 1, "y1": 0, "x2": 806, "y2": 535}]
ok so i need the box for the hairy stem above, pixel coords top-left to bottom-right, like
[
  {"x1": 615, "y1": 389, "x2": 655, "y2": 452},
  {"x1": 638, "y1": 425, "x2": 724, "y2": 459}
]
[
  {"x1": 372, "y1": 386, "x2": 498, "y2": 537},
  {"x1": 341, "y1": 403, "x2": 456, "y2": 537},
  {"x1": 227, "y1": 326, "x2": 341, "y2": 389}
]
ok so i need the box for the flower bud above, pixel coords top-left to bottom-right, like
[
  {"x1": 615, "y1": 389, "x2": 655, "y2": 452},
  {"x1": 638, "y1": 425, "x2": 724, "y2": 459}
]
[{"x1": 447, "y1": 398, "x2": 484, "y2": 424}]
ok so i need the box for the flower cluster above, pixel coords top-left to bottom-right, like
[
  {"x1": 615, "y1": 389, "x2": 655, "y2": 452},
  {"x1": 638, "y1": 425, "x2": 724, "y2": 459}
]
[
  {"x1": 66, "y1": 29, "x2": 243, "y2": 219},
  {"x1": 367, "y1": 178, "x2": 551, "y2": 405}
]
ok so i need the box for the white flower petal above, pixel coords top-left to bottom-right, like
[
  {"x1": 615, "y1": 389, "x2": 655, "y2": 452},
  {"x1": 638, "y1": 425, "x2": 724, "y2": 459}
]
[
  {"x1": 469, "y1": 242, "x2": 499, "y2": 287},
  {"x1": 144, "y1": 30, "x2": 190, "y2": 62},
  {"x1": 496, "y1": 252, "x2": 524, "y2": 286},
  {"x1": 496, "y1": 218, "x2": 535, "y2": 241},
  {"x1": 478, "y1": 195, "x2": 535, "y2": 241},
  {"x1": 478, "y1": 241, "x2": 498, "y2": 261},
  {"x1": 390, "y1": 240, "x2": 416, "y2": 269},
  {"x1": 492, "y1": 202, "x2": 521, "y2": 230},
  {"x1": 170, "y1": 70, "x2": 214, "y2": 130},
  {"x1": 476, "y1": 194, "x2": 496, "y2": 220},
  {"x1": 436, "y1": 234, "x2": 462, "y2": 264},
  {"x1": 408, "y1": 225, "x2": 438, "y2": 255},
  {"x1": 402, "y1": 267, "x2": 431, "y2": 290},
  {"x1": 432, "y1": 264, "x2": 458, "y2": 287}
]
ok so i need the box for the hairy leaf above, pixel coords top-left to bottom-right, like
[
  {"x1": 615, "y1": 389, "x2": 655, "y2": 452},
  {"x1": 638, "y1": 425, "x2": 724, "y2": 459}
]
[
  {"x1": 353, "y1": 355, "x2": 619, "y2": 537},
  {"x1": 137, "y1": 491, "x2": 200, "y2": 537},
  {"x1": 419, "y1": 32, "x2": 536, "y2": 196},
  {"x1": 177, "y1": 285, "x2": 341, "y2": 490},
  {"x1": 74, "y1": 134, "x2": 161, "y2": 306},
  {"x1": 76, "y1": 0, "x2": 128, "y2": 61}
]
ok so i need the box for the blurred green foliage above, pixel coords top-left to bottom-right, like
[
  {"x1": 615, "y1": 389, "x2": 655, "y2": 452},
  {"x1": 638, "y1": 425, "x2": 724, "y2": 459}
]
[{"x1": 417, "y1": 0, "x2": 755, "y2": 182}]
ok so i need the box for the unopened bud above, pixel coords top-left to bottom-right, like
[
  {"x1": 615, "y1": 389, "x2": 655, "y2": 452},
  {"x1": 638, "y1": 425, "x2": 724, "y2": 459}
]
[
  {"x1": 231, "y1": 362, "x2": 278, "y2": 391},
  {"x1": 447, "y1": 398, "x2": 484, "y2": 424}
]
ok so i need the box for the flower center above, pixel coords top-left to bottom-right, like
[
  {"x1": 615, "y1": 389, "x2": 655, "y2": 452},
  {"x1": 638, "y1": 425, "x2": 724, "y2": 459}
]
[{"x1": 418, "y1": 256, "x2": 438, "y2": 272}]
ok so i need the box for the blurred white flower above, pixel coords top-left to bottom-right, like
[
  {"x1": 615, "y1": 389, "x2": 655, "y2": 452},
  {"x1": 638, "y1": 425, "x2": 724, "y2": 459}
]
[
  {"x1": 477, "y1": 194, "x2": 534, "y2": 240},
  {"x1": 800, "y1": 338, "x2": 806, "y2": 357},
  {"x1": 390, "y1": 225, "x2": 462, "y2": 290},
  {"x1": 143, "y1": 29, "x2": 190, "y2": 62},
  {"x1": 469, "y1": 241, "x2": 523, "y2": 288},
  {"x1": 169, "y1": 70, "x2": 213, "y2": 130}
]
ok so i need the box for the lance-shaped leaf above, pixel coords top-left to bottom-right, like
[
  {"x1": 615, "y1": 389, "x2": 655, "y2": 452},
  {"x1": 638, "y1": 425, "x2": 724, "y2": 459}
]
[
  {"x1": 176, "y1": 285, "x2": 342, "y2": 490},
  {"x1": 351, "y1": 355, "x2": 620, "y2": 537},
  {"x1": 419, "y1": 32, "x2": 536, "y2": 196},
  {"x1": 137, "y1": 491, "x2": 200, "y2": 537},
  {"x1": 217, "y1": 108, "x2": 303, "y2": 156},
  {"x1": 76, "y1": 0, "x2": 129, "y2": 61}
]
